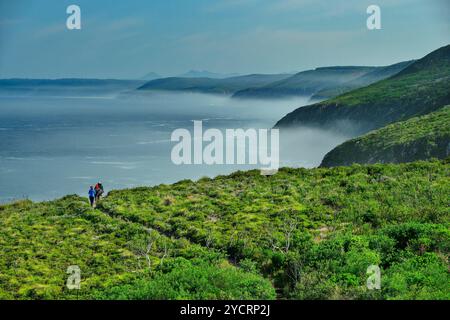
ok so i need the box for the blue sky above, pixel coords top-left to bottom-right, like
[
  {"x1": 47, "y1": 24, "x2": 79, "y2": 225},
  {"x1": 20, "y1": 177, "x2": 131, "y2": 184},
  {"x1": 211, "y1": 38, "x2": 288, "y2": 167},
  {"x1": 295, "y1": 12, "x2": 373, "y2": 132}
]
[{"x1": 0, "y1": 0, "x2": 449, "y2": 79}]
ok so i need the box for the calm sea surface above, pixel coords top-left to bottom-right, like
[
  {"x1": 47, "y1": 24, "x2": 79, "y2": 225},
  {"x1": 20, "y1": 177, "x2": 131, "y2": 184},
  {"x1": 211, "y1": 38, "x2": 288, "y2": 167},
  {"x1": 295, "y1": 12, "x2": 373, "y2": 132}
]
[{"x1": 0, "y1": 88, "x2": 351, "y2": 202}]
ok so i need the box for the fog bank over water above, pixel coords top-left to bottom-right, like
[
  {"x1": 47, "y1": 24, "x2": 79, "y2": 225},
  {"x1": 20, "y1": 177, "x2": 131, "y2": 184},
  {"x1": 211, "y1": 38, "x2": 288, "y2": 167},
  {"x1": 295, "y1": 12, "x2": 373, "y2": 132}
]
[
  {"x1": 0, "y1": 90, "x2": 354, "y2": 202},
  {"x1": 279, "y1": 127, "x2": 353, "y2": 168}
]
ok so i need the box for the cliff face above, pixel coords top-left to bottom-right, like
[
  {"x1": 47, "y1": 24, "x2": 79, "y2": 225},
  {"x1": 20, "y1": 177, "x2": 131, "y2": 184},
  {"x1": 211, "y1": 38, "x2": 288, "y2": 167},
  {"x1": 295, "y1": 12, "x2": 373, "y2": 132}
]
[
  {"x1": 275, "y1": 45, "x2": 450, "y2": 135},
  {"x1": 321, "y1": 135, "x2": 450, "y2": 167},
  {"x1": 320, "y1": 106, "x2": 450, "y2": 167}
]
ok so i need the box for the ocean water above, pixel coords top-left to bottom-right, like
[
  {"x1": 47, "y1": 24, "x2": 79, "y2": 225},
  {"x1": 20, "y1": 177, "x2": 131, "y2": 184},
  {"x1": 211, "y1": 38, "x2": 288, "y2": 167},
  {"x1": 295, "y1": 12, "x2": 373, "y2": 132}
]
[{"x1": 0, "y1": 89, "x2": 352, "y2": 202}]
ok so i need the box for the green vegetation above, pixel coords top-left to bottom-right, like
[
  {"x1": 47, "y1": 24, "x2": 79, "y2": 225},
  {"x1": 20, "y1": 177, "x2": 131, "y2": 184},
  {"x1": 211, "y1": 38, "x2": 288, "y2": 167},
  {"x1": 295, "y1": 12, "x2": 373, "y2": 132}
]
[
  {"x1": 1, "y1": 160, "x2": 449, "y2": 300},
  {"x1": 276, "y1": 45, "x2": 450, "y2": 132},
  {"x1": 0, "y1": 196, "x2": 274, "y2": 300},
  {"x1": 321, "y1": 106, "x2": 450, "y2": 167},
  {"x1": 94, "y1": 258, "x2": 276, "y2": 300}
]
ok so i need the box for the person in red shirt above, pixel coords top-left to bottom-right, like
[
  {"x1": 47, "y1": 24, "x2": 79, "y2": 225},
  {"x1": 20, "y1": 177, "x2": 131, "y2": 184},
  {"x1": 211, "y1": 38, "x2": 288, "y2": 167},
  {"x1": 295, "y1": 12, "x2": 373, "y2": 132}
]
[{"x1": 94, "y1": 182, "x2": 104, "y2": 202}]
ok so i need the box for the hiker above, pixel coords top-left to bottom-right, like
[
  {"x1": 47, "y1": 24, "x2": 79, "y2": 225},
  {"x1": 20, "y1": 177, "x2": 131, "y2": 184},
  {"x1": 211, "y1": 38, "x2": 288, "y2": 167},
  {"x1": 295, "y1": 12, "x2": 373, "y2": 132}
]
[
  {"x1": 88, "y1": 186, "x2": 96, "y2": 207},
  {"x1": 94, "y1": 182, "x2": 104, "y2": 202}
]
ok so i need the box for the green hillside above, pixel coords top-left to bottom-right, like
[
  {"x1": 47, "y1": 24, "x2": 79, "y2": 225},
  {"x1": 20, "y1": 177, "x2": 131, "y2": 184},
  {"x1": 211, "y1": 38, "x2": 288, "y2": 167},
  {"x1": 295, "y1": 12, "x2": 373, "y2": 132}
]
[
  {"x1": 321, "y1": 106, "x2": 450, "y2": 167},
  {"x1": 1, "y1": 160, "x2": 449, "y2": 300},
  {"x1": 275, "y1": 45, "x2": 450, "y2": 133},
  {"x1": 137, "y1": 74, "x2": 291, "y2": 95},
  {"x1": 232, "y1": 66, "x2": 377, "y2": 99}
]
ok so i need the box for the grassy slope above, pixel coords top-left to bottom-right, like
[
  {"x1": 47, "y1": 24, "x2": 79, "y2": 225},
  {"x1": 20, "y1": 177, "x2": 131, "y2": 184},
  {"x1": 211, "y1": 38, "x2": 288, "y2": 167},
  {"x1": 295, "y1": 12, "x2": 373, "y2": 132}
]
[
  {"x1": 232, "y1": 66, "x2": 377, "y2": 99},
  {"x1": 1, "y1": 160, "x2": 449, "y2": 300},
  {"x1": 137, "y1": 74, "x2": 291, "y2": 95},
  {"x1": 275, "y1": 45, "x2": 450, "y2": 133},
  {"x1": 0, "y1": 196, "x2": 274, "y2": 300},
  {"x1": 321, "y1": 106, "x2": 450, "y2": 167}
]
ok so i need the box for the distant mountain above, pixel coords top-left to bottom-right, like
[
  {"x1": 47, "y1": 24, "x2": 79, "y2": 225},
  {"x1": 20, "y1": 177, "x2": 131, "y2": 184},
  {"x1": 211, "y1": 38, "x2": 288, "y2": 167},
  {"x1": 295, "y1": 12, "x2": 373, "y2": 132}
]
[
  {"x1": 140, "y1": 72, "x2": 162, "y2": 81},
  {"x1": 0, "y1": 78, "x2": 146, "y2": 96},
  {"x1": 321, "y1": 106, "x2": 450, "y2": 167},
  {"x1": 0, "y1": 78, "x2": 145, "y2": 87},
  {"x1": 178, "y1": 70, "x2": 241, "y2": 79},
  {"x1": 139, "y1": 63, "x2": 412, "y2": 99},
  {"x1": 310, "y1": 60, "x2": 414, "y2": 100},
  {"x1": 232, "y1": 66, "x2": 379, "y2": 99},
  {"x1": 275, "y1": 44, "x2": 450, "y2": 134},
  {"x1": 138, "y1": 74, "x2": 292, "y2": 95}
]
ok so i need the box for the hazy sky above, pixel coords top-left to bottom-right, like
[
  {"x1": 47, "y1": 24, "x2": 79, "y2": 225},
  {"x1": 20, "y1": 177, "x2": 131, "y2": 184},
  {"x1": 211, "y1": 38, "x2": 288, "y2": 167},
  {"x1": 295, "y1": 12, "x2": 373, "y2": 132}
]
[{"x1": 0, "y1": 0, "x2": 449, "y2": 79}]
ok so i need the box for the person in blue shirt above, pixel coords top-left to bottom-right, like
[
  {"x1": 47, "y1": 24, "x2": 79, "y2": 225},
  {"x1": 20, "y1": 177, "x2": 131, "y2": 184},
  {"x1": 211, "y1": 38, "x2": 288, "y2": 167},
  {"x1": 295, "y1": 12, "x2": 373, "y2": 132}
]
[{"x1": 88, "y1": 186, "x2": 96, "y2": 207}]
